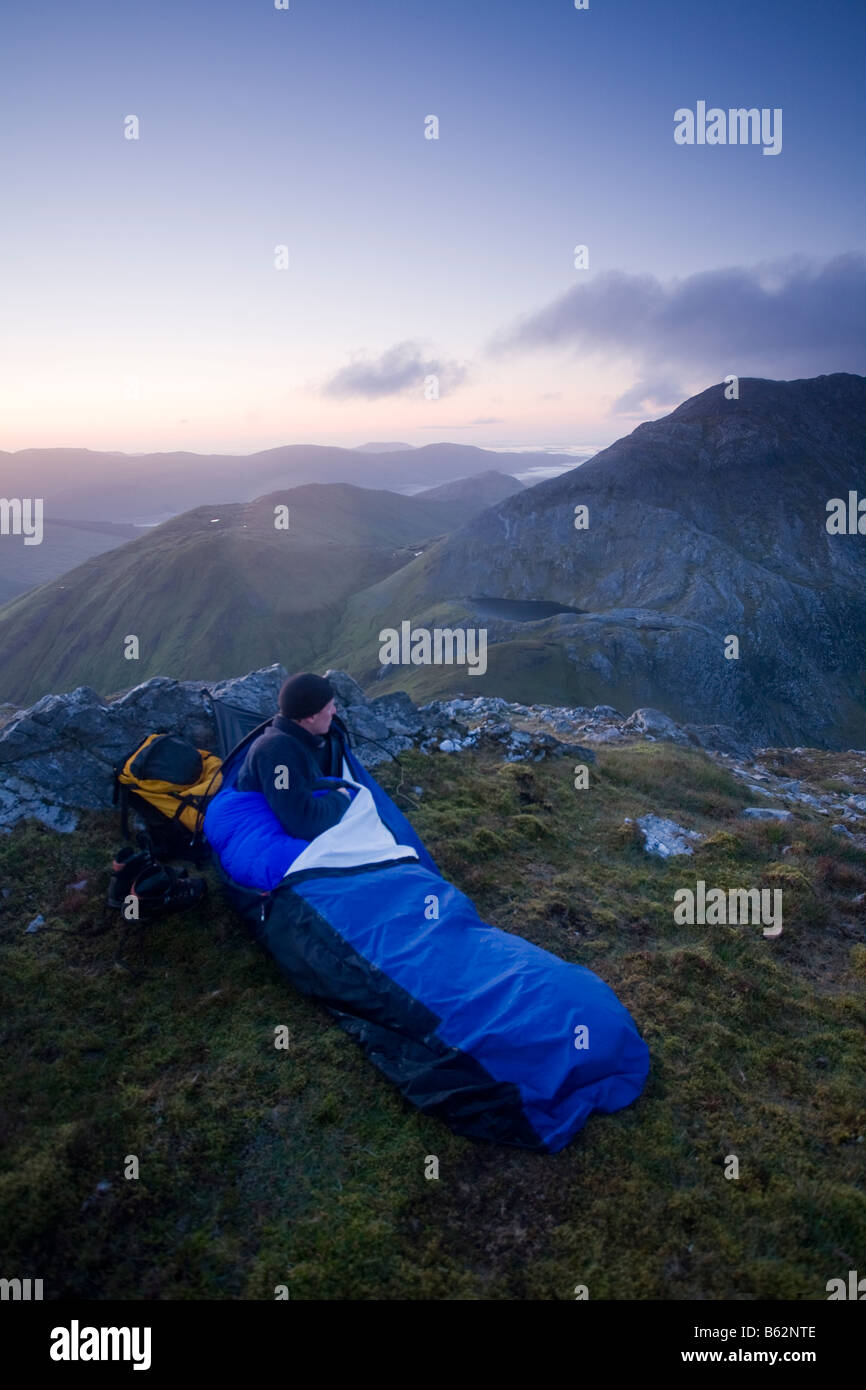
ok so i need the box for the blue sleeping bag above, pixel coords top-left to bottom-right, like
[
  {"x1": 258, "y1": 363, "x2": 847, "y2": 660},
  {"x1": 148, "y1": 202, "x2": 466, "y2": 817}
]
[
  {"x1": 206, "y1": 724, "x2": 649, "y2": 1152},
  {"x1": 204, "y1": 781, "x2": 355, "y2": 890},
  {"x1": 205, "y1": 788, "x2": 307, "y2": 889}
]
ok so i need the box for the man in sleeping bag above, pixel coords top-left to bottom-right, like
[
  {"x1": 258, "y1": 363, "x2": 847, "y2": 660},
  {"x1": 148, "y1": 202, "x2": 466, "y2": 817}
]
[
  {"x1": 208, "y1": 669, "x2": 651, "y2": 1151},
  {"x1": 235, "y1": 672, "x2": 351, "y2": 840}
]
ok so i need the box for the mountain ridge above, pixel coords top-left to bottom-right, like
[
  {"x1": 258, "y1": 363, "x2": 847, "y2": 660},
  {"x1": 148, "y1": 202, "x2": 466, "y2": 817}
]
[
  {"x1": 326, "y1": 374, "x2": 866, "y2": 747},
  {"x1": 0, "y1": 441, "x2": 580, "y2": 523}
]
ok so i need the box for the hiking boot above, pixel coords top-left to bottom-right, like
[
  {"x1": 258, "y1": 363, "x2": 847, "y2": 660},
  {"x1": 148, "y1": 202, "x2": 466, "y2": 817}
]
[
  {"x1": 108, "y1": 846, "x2": 154, "y2": 909},
  {"x1": 128, "y1": 862, "x2": 208, "y2": 918}
]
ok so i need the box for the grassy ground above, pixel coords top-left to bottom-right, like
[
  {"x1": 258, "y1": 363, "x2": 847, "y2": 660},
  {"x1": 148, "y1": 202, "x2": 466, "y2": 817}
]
[{"x1": 1, "y1": 742, "x2": 864, "y2": 1300}]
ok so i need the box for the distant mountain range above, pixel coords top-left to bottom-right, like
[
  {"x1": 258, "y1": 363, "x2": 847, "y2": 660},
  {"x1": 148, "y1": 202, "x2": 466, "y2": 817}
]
[
  {"x1": 353, "y1": 441, "x2": 415, "y2": 453},
  {"x1": 0, "y1": 441, "x2": 565, "y2": 524},
  {"x1": 0, "y1": 474, "x2": 522, "y2": 705},
  {"x1": 3, "y1": 375, "x2": 864, "y2": 748},
  {"x1": 414, "y1": 470, "x2": 524, "y2": 507}
]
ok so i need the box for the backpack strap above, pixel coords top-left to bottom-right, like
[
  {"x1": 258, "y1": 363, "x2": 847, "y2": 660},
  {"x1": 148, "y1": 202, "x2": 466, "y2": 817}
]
[{"x1": 193, "y1": 763, "x2": 224, "y2": 836}]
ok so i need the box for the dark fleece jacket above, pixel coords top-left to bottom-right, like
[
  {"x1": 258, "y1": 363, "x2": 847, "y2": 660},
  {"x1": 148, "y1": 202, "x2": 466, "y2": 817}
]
[{"x1": 235, "y1": 713, "x2": 350, "y2": 840}]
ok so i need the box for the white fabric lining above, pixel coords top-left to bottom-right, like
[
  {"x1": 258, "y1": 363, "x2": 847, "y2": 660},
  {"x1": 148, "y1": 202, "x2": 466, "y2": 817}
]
[{"x1": 280, "y1": 756, "x2": 419, "y2": 880}]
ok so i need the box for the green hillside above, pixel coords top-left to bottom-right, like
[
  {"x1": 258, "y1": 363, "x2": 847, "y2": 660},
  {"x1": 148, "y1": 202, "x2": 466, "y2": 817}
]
[
  {"x1": 0, "y1": 485, "x2": 467, "y2": 705},
  {"x1": 0, "y1": 519, "x2": 138, "y2": 604}
]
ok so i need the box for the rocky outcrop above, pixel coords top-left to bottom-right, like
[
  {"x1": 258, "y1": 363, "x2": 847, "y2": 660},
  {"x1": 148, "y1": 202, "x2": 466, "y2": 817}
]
[
  {"x1": 1, "y1": 667, "x2": 863, "y2": 836},
  {"x1": 325, "y1": 669, "x2": 414, "y2": 759},
  {"x1": 0, "y1": 666, "x2": 287, "y2": 834},
  {"x1": 0, "y1": 668, "x2": 598, "y2": 834}
]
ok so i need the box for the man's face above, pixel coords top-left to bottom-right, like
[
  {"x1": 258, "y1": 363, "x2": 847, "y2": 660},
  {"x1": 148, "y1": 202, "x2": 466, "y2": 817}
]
[{"x1": 297, "y1": 698, "x2": 336, "y2": 736}]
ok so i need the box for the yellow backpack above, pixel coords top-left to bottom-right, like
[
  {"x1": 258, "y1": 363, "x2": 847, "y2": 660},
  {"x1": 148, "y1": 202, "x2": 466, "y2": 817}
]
[{"x1": 113, "y1": 732, "x2": 223, "y2": 864}]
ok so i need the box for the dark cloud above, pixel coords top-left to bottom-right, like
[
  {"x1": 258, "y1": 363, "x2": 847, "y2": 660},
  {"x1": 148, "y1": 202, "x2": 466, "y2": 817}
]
[
  {"x1": 487, "y1": 253, "x2": 866, "y2": 379},
  {"x1": 321, "y1": 340, "x2": 470, "y2": 399}
]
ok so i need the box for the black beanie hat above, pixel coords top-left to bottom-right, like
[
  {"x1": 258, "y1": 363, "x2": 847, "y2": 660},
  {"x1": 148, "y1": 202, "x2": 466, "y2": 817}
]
[{"x1": 279, "y1": 672, "x2": 335, "y2": 720}]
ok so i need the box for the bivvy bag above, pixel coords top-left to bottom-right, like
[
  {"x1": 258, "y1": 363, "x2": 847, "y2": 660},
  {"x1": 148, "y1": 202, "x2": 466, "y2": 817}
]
[
  {"x1": 206, "y1": 713, "x2": 650, "y2": 1152},
  {"x1": 114, "y1": 732, "x2": 223, "y2": 865}
]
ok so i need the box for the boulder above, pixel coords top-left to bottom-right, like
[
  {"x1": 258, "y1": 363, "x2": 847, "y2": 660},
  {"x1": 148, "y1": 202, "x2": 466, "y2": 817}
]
[
  {"x1": 368, "y1": 690, "x2": 424, "y2": 737},
  {"x1": 324, "y1": 668, "x2": 413, "y2": 765},
  {"x1": 636, "y1": 814, "x2": 704, "y2": 858},
  {"x1": 592, "y1": 727, "x2": 626, "y2": 743},
  {"x1": 415, "y1": 698, "x2": 471, "y2": 747},
  {"x1": 622, "y1": 708, "x2": 689, "y2": 743}
]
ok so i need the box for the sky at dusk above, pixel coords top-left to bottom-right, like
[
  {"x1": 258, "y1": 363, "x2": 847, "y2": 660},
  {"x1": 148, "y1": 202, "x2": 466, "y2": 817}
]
[{"x1": 1, "y1": 0, "x2": 864, "y2": 457}]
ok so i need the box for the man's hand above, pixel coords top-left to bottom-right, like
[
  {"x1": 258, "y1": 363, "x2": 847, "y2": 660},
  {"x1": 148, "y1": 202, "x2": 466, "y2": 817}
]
[{"x1": 338, "y1": 788, "x2": 351, "y2": 798}]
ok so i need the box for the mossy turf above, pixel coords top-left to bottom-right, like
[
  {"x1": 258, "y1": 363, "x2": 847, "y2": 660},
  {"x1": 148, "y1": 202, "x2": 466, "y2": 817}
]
[{"x1": 1, "y1": 743, "x2": 864, "y2": 1300}]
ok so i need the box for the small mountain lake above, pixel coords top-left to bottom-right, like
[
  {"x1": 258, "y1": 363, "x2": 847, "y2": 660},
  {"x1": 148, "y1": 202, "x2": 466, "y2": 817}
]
[{"x1": 468, "y1": 595, "x2": 585, "y2": 621}]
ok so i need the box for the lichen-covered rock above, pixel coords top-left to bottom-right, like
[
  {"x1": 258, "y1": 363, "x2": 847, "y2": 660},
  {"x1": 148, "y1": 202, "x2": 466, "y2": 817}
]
[{"x1": 636, "y1": 814, "x2": 704, "y2": 858}]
